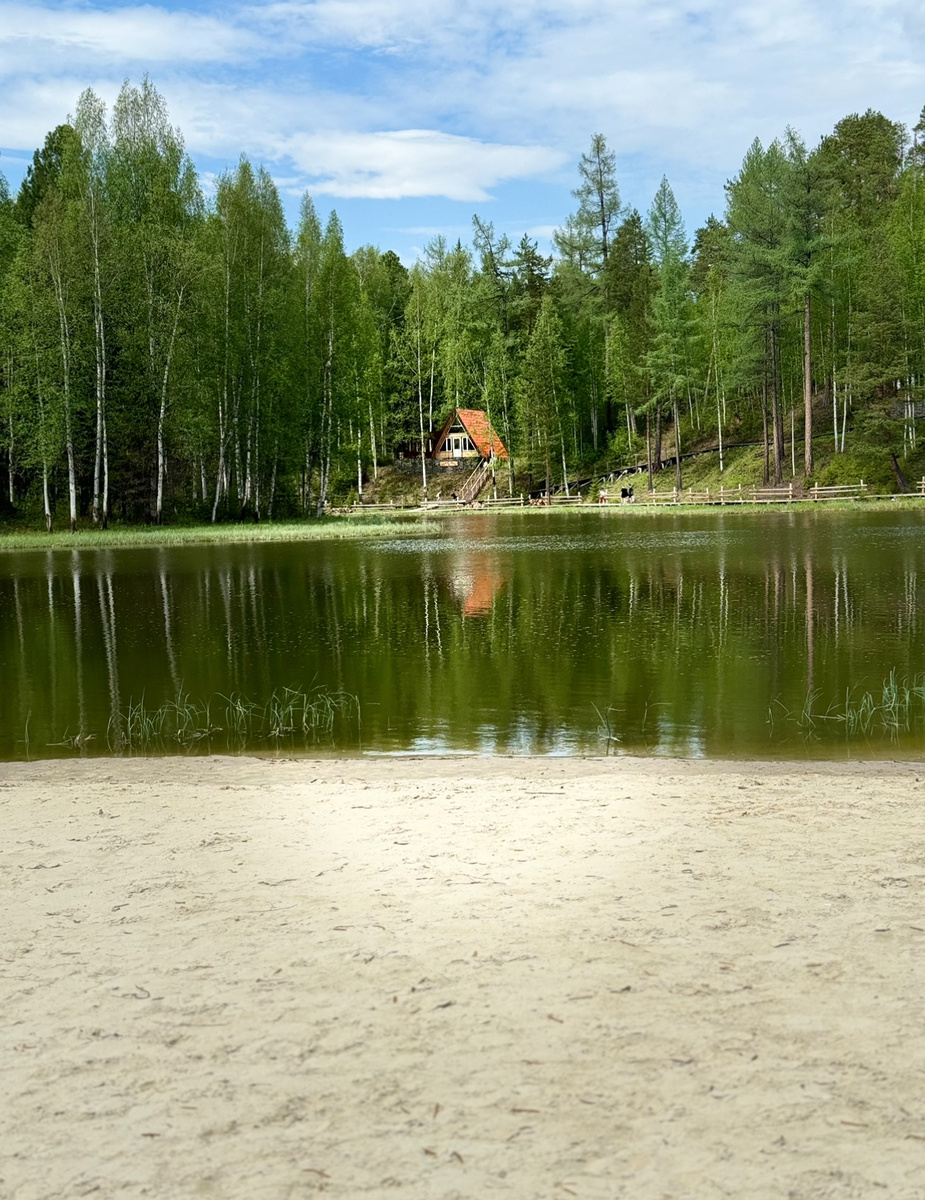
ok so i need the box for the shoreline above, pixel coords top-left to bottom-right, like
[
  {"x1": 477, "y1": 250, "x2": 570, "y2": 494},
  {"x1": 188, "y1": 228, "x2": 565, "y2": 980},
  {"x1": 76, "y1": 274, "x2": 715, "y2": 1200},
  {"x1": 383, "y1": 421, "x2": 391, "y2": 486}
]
[
  {"x1": 4, "y1": 754, "x2": 925, "y2": 1198},
  {"x1": 2, "y1": 495, "x2": 924, "y2": 553},
  {"x1": 0, "y1": 513, "x2": 438, "y2": 553}
]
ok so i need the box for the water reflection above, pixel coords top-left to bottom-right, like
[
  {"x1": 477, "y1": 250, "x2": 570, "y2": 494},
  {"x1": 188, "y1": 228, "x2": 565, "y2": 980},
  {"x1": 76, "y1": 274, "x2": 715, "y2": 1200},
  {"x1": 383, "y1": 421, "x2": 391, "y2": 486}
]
[{"x1": 3, "y1": 509, "x2": 925, "y2": 760}]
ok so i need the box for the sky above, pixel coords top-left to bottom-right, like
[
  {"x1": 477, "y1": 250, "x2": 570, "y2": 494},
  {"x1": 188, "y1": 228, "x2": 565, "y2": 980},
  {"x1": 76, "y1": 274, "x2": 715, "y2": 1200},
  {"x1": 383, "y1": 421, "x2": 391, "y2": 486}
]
[{"x1": 1, "y1": 0, "x2": 924, "y2": 262}]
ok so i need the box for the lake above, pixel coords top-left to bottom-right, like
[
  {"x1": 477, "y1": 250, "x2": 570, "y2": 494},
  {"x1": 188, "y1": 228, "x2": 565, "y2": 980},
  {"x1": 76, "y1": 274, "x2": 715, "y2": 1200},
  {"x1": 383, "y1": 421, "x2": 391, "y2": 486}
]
[{"x1": 2, "y1": 508, "x2": 925, "y2": 760}]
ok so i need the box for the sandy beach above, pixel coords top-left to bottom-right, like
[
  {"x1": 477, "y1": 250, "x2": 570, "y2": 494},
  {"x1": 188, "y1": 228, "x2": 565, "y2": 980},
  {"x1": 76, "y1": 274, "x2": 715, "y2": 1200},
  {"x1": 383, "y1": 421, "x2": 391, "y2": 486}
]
[{"x1": 3, "y1": 754, "x2": 925, "y2": 1199}]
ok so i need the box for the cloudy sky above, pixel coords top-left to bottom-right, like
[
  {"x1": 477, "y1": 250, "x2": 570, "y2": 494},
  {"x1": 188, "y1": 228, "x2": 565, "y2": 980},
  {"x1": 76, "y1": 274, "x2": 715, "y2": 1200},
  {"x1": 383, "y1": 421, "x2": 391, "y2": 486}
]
[{"x1": 1, "y1": 0, "x2": 923, "y2": 260}]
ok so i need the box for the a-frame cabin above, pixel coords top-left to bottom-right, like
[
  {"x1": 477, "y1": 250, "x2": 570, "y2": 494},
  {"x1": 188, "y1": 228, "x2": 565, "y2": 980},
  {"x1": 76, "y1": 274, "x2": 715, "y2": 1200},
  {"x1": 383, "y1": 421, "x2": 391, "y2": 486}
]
[{"x1": 430, "y1": 408, "x2": 509, "y2": 465}]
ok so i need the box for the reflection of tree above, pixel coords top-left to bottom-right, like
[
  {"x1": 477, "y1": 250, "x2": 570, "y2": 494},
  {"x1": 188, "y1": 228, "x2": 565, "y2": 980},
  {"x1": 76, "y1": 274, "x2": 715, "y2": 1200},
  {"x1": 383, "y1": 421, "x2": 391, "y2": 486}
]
[
  {"x1": 158, "y1": 553, "x2": 179, "y2": 693},
  {"x1": 805, "y1": 554, "x2": 815, "y2": 696},
  {"x1": 96, "y1": 560, "x2": 121, "y2": 748},
  {"x1": 1, "y1": 518, "x2": 924, "y2": 758},
  {"x1": 71, "y1": 551, "x2": 85, "y2": 736}
]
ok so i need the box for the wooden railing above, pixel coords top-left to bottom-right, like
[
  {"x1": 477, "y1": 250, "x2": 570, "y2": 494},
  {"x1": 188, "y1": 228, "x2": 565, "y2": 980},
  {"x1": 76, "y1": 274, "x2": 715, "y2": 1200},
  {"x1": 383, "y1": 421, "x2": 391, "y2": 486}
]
[
  {"x1": 337, "y1": 476, "x2": 891, "y2": 511},
  {"x1": 457, "y1": 458, "x2": 493, "y2": 503},
  {"x1": 750, "y1": 484, "x2": 797, "y2": 503},
  {"x1": 809, "y1": 482, "x2": 867, "y2": 501},
  {"x1": 635, "y1": 485, "x2": 792, "y2": 505}
]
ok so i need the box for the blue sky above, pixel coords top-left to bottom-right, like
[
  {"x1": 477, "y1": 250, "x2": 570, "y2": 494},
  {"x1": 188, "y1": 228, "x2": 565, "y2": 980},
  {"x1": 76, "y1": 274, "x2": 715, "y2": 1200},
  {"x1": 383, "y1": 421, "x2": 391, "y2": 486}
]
[{"x1": 1, "y1": 0, "x2": 923, "y2": 261}]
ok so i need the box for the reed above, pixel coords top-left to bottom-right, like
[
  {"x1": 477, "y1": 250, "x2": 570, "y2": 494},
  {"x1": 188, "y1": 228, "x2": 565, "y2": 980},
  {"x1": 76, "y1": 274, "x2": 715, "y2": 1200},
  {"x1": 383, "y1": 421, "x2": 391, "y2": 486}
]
[
  {"x1": 88, "y1": 686, "x2": 361, "y2": 753},
  {"x1": 592, "y1": 703, "x2": 620, "y2": 751},
  {"x1": 774, "y1": 671, "x2": 925, "y2": 742},
  {"x1": 0, "y1": 516, "x2": 438, "y2": 553}
]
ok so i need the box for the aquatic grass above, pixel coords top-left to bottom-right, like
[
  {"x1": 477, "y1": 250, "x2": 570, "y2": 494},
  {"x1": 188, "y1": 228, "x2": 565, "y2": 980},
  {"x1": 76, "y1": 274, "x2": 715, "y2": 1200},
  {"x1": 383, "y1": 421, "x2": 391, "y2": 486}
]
[
  {"x1": 639, "y1": 697, "x2": 667, "y2": 743},
  {"x1": 0, "y1": 515, "x2": 439, "y2": 553},
  {"x1": 841, "y1": 687, "x2": 878, "y2": 737},
  {"x1": 772, "y1": 671, "x2": 925, "y2": 743},
  {"x1": 219, "y1": 691, "x2": 257, "y2": 741},
  {"x1": 797, "y1": 688, "x2": 822, "y2": 735},
  {"x1": 879, "y1": 668, "x2": 912, "y2": 732},
  {"x1": 594, "y1": 698, "x2": 670, "y2": 751},
  {"x1": 93, "y1": 685, "x2": 360, "y2": 753},
  {"x1": 48, "y1": 727, "x2": 97, "y2": 749},
  {"x1": 592, "y1": 703, "x2": 621, "y2": 752}
]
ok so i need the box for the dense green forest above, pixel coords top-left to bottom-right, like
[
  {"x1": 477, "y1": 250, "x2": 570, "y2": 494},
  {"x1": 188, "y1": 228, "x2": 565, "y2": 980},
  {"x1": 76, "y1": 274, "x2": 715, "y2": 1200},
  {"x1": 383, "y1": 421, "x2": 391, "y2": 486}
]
[{"x1": 2, "y1": 78, "x2": 925, "y2": 528}]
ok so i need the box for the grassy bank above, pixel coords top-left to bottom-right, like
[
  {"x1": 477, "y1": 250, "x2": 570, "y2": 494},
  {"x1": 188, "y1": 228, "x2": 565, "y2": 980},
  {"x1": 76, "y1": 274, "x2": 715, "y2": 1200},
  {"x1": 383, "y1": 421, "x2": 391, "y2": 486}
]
[
  {"x1": 600, "y1": 434, "x2": 925, "y2": 498},
  {"x1": 0, "y1": 513, "x2": 439, "y2": 553}
]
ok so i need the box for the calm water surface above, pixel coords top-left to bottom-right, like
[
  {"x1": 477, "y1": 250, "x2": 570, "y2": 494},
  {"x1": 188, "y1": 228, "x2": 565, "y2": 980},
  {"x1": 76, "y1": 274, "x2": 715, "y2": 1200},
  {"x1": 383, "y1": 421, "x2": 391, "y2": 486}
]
[{"x1": 2, "y1": 509, "x2": 925, "y2": 760}]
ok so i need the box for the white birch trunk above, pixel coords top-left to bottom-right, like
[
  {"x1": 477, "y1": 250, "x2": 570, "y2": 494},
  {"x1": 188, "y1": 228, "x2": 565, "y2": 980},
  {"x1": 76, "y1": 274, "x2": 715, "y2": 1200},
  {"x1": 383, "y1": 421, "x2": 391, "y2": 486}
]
[{"x1": 155, "y1": 284, "x2": 185, "y2": 525}]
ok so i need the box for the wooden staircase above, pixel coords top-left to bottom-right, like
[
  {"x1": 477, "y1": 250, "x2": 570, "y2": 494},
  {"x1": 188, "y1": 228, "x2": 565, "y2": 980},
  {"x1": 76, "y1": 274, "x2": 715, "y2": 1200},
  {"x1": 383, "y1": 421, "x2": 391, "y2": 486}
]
[{"x1": 457, "y1": 458, "x2": 492, "y2": 503}]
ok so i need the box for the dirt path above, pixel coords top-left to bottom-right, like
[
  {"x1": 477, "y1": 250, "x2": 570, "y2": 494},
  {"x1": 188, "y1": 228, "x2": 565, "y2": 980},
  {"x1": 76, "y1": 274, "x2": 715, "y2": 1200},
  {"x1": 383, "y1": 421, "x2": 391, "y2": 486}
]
[{"x1": 3, "y1": 755, "x2": 925, "y2": 1199}]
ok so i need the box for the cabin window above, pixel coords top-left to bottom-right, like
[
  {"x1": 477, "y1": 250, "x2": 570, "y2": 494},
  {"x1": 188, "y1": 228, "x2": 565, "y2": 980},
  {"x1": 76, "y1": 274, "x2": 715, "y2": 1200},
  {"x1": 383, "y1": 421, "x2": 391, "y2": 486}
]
[{"x1": 447, "y1": 434, "x2": 474, "y2": 457}]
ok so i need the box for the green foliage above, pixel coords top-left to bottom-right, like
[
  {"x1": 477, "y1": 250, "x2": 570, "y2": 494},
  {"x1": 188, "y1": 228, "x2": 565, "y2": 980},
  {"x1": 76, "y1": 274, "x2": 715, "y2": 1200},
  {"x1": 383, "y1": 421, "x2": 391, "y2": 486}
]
[
  {"x1": 4, "y1": 83, "x2": 925, "y2": 529},
  {"x1": 812, "y1": 446, "x2": 892, "y2": 492}
]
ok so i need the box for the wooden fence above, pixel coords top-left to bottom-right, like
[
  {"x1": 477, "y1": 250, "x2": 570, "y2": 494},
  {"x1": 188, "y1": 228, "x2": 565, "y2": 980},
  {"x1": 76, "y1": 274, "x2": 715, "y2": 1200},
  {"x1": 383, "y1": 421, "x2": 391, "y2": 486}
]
[{"x1": 331, "y1": 476, "x2": 925, "y2": 512}]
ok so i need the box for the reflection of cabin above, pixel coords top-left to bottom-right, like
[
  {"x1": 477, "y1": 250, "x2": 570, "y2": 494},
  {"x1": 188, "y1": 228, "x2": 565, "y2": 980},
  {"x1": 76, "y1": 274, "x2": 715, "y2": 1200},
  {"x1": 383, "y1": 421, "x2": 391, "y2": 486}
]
[{"x1": 430, "y1": 409, "x2": 509, "y2": 468}]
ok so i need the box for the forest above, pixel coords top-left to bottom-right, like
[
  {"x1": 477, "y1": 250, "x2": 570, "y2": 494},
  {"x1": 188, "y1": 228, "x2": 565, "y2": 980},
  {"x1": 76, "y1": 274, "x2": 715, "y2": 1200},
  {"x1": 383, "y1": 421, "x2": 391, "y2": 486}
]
[{"x1": 2, "y1": 77, "x2": 925, "y2": 528}]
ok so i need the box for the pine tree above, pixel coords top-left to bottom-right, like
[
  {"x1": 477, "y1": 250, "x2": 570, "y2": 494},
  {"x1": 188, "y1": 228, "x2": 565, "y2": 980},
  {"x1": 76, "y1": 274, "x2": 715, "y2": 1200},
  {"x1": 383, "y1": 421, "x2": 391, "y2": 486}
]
[
  {"x1": 647, "y1": 178, "x2": 691, "y2": 490},
  {"x1": 517, "y1": 294, "x2": 569, "y2": 497},
  {"x1": 726, "y1": 140, "x2": 789, "y2": 483}
]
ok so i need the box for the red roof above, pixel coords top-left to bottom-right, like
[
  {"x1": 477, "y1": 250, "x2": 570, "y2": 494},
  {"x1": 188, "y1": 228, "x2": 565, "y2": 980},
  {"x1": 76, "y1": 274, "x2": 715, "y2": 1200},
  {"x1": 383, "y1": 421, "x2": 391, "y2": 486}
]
[{"x1": 435, "y1": 408, "x2": 509, "y2": 459}]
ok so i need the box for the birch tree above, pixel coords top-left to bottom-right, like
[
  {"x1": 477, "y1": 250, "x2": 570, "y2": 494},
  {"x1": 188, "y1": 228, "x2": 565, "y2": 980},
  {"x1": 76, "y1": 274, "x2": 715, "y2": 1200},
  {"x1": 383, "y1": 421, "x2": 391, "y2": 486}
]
[{"x1": 107, "y1": 77, "x2": 201, "y2": 523}]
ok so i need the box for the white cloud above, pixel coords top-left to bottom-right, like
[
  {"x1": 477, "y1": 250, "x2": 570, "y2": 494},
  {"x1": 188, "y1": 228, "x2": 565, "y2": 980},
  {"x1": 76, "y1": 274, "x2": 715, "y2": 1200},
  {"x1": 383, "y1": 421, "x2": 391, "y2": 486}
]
[
  {"x1": 0, "y1": 3, "x2": 260, "y2": 66},
  {"x1": 283, "y1": 130, "x2": 565, "y2": 200},
  {"x1": 2, "y1": 0, "x2": 925, "y2": 238},
  {"x1": 0, "y1": 75, "x2": 105, "y2": 146}
]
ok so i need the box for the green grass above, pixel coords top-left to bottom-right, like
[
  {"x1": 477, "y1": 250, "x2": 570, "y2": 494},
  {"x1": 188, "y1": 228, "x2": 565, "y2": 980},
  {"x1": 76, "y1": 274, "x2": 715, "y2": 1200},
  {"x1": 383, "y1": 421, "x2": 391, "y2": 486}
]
[
  {"x1": 769, "y1": 670, "x2": 925, "y2": 743},
  {"x1": 596, "y1": 427, "x2": 925, "y2": 500},
  {"x1": 48, "y1": 685, "x2": 361, "y2": 754},
  {"x1": 0, "y1": 513, "x2": 439, "y2": 553},
  {"x1": 587, "y1": 436, "x2": 925, "y2": 510}
]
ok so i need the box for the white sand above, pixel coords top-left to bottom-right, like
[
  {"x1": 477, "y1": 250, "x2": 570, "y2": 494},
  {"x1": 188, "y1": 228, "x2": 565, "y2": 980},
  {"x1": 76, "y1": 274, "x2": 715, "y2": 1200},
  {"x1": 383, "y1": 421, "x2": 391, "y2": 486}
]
[{"x1": 3, "y1": 755, "x2": 925, "y2": 1199}]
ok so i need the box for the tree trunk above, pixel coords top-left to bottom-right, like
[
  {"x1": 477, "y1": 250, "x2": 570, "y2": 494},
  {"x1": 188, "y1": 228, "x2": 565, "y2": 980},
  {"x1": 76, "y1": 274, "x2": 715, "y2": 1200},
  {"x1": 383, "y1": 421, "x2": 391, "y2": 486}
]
[
  {"x1": 316, "y1": 326, "x2": 334, "y2": 517},
  {"x1": 90, "y1": 238, "x2": 107, "y2": 526},
  {"x1": 832, "y1": 377, "x2": 839, "y2": 453},
  {"x1": 6, "y1": 411, "x2": 13, "y2": 507},
  {"x1": 770, "y1": 324, "x2": 783, "y2": 486},
  {"x1": 368, "y1": 399, "x2": 378, "y2": 481},
  {"x1": 155, "y1": 285, "x2": 184, "y2": 526},
  {"x1": 47, "y1": 239, "x2": 78, "y2": 531},
  {"x1": 212, "y1": 416, "x2": 226, "y2": 523},
  {"x1": 803, "y1": 291, "x2": 813, "y2": 476},
  {"x1": 416, "y1": 326, "x2": 428, "y2": 498},
  {"x1": 654, "y1": 403, "x2": 662, "y2": 472},
  {"x1": 890, "y1": 451, "x2": 910, "y2": 492},
  {"x1": 42, "y1": 460, "x2": 52, "y2": 532},
  {"x1": 268, "y1": 450, "x2": 278, "y2": 519},
  {"x1": 760, "y1": 381, "x2": 770, "y2": 485}
]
